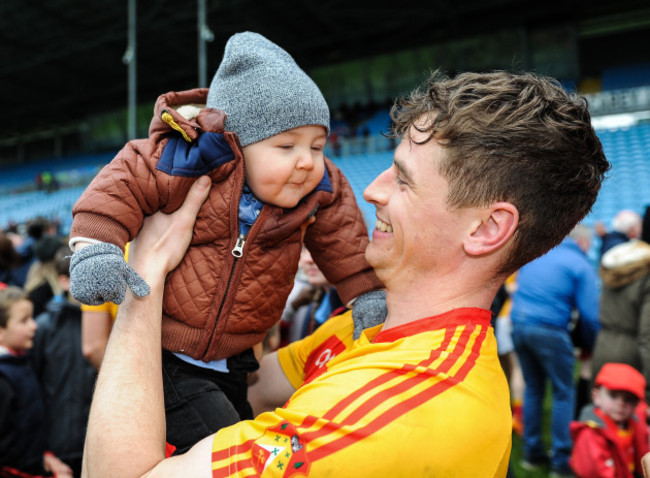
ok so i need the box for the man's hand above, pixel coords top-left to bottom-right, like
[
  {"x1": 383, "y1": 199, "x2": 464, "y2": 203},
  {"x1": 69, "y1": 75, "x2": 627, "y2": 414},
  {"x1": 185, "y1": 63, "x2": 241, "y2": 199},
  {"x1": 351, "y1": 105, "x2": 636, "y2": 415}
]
[{"x1": 129, "y1": 175, "x2": 211, "y2": 284}]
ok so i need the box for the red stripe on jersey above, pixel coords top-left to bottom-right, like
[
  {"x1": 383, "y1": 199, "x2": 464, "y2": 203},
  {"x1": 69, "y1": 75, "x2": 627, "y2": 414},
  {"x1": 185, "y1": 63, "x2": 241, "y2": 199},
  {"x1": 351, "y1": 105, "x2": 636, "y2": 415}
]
[
  {"x1": 338, "y1": 324, "x2": 478, "y2": 427},
  {"x1": 212, "y1": 438, "x2": 256, "y2": 462},
  {"x1": 301, "y1": 324, "x2": 475, "y2": 443},
  {"x1": 211, "y1": 439, "x2": 258, "y2": 477},
  {"x1": 212, "y1": 457, "x2": 255, "y2": 477},
  {"x1": 305, "y1": 326, "x2": 457, "y2": 426},
  {"x1": 307, "y1": 323, "x2": 486, "y2": 461}
]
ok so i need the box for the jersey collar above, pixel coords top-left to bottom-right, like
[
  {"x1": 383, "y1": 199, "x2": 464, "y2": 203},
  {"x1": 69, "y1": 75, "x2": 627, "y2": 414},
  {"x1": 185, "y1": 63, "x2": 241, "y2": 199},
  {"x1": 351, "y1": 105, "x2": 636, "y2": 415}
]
[{"x1": 369, "y1": 307, "x2": 492, "y2": 344}]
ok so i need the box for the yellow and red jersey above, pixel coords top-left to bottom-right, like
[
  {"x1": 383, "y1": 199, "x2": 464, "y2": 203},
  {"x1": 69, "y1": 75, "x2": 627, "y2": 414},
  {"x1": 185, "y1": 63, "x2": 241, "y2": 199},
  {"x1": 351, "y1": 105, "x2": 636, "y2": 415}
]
[{"x1": 211, "y1": 308, "x2": 511, "y2": 477}]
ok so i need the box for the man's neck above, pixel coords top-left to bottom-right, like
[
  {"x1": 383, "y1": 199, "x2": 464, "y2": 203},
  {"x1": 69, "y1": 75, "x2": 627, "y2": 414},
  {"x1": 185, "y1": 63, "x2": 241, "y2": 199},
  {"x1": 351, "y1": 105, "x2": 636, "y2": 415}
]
[{"x1": 381, "y1": 273, "x2": 500, "y2": 331}]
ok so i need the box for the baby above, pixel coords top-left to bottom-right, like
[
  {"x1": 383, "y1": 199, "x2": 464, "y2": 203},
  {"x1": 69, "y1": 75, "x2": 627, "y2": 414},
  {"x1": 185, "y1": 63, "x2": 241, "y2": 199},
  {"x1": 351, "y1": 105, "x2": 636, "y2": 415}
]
[{"x1": 68, "y1": 31, "x2": 384, "y2": 453}]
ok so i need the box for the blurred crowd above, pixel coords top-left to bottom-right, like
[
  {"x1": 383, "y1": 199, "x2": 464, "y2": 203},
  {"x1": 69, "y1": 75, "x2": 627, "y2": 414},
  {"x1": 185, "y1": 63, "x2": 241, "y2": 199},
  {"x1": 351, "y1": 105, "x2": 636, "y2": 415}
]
[{"x1": 4, "y1": 206, "x2": 650, "y2": 477}]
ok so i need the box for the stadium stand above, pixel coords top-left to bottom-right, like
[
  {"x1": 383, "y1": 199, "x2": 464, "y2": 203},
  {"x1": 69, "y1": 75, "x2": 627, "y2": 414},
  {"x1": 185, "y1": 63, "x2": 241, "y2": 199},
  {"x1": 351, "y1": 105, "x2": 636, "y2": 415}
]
[{"x1": 1, "y1": 121, "x2": 649, "y2": 239}]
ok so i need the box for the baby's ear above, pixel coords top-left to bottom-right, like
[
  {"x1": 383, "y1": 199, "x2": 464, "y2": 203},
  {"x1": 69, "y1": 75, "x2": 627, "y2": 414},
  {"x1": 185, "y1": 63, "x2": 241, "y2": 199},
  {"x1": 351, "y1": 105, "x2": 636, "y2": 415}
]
[{"x1": 463, "y1": 202, "x2": 518, "y2": 256}]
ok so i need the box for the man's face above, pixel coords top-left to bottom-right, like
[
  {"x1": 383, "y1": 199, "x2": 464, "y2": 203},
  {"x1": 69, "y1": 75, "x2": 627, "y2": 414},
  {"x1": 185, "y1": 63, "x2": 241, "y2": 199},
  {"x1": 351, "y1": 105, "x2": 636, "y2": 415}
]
[{"x1": 362, "y1": 120, "x2": 472, "y2": 288}]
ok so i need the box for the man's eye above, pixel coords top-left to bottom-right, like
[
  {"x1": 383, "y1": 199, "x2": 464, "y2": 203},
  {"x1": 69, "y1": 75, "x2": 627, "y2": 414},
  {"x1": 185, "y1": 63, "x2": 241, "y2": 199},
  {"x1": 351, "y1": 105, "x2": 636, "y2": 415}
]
[{"x1": 397, "y1": 176, "x2": 407, "y2": 185}]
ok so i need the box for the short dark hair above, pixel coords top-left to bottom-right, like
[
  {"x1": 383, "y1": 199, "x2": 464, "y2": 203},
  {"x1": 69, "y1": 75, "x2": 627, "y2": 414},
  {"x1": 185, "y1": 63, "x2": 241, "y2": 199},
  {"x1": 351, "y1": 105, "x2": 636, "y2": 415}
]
[{"x1": 390, "y1": 70, "x2": 610, "y2": 273}]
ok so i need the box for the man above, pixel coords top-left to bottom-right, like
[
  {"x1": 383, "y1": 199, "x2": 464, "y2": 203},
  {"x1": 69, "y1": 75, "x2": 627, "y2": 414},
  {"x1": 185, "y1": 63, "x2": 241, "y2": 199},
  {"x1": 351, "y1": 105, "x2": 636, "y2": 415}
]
[
  {"x1": 510, "y1": 224, "x2": 600, "y2": 476},
  {"x1": 599, "y1": 209, "x2": 643, "y2": 259},
  {"x1": 82, "y1": 71, "x2": 609, "y2": 477}
]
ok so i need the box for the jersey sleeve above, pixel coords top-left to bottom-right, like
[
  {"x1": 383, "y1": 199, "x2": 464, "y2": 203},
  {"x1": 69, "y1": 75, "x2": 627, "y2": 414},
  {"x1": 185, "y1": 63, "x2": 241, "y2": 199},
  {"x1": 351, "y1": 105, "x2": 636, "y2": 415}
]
[{"x1": 277, "y1": 311, "x2": 355, "y2": 389}]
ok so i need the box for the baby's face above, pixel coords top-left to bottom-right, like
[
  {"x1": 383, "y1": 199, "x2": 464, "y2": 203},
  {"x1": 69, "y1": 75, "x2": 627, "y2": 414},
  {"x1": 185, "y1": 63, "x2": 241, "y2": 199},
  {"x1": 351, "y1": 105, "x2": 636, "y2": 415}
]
[
  {"x1": 593, "y1": 386, "x2": 639, "y2": 425},
  {"x1": 242, "y1": 125, "x2": 327, "y2": 208}
]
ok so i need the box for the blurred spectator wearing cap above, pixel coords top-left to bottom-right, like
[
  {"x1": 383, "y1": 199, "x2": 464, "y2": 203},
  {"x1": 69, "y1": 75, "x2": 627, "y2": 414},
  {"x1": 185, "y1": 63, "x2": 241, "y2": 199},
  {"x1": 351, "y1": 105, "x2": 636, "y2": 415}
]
[
  {"x1": 599, "y1": 210, "x2": 643, "y2": 260},
  {"x1": 23, "y1": 235, "x2": 64, "y2": 317},
  {"x1": 570, "y1": 363, "x2": 649, "y2": 478}
]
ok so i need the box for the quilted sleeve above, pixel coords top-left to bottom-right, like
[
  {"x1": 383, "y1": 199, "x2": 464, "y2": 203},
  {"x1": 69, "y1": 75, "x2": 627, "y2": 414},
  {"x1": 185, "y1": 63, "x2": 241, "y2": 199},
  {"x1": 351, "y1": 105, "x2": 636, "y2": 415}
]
[
  {"x1": 304, "y1": 160, "x2": 383, "y2": 305},
  {"x1": 70, "y1": 138, "x2": 196, "y2": 250}
]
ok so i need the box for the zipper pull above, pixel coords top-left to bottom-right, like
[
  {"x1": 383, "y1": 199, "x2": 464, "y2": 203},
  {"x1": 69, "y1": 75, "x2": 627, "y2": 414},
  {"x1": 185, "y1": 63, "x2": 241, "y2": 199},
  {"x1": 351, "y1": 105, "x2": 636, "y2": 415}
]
[{"x1": 232, "y1": 234, "x2": 246, "y2": 258}]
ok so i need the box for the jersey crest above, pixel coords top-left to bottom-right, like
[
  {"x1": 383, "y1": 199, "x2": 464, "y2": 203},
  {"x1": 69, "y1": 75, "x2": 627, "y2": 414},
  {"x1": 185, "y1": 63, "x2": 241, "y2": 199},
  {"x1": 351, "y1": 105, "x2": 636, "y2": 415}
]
[{"x1": 251, "y1": 422, "x2": 311, "y2": 477}]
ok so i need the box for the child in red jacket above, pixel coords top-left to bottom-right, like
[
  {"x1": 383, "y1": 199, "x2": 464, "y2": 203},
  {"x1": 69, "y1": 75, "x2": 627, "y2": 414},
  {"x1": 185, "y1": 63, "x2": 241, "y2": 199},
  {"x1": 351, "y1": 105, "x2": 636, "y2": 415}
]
[{"x1": 570, "y1": 363, "x2": 649, "y2": 478}]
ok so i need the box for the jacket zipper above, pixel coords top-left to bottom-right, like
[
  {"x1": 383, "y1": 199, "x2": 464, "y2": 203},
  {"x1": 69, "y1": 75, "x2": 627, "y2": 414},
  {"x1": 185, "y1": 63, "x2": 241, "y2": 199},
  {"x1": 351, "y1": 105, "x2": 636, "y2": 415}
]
[
  {"x1": 200, "y1": 233, "x2": 246, "y2": 358},
  {"x1": 231, "y1": 234, "x2": 245, "y2": 257},
  {"x1": 200, "y1": 209, "x2": 269, "y2": 360}
]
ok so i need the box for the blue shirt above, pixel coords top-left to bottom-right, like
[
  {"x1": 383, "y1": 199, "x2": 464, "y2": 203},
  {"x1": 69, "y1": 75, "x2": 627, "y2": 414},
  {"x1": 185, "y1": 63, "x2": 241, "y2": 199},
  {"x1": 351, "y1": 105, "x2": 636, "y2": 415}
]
[{"x1": 511, "y1": 238, "x2": 600, "y2": 336}]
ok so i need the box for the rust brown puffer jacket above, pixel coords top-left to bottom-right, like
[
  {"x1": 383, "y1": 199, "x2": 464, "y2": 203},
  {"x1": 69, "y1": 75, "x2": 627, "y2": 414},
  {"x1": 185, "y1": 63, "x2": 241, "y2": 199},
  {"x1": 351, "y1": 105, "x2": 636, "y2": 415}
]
[{"x1": 70, "y1": 88, "x2": 383, "y2": 361}]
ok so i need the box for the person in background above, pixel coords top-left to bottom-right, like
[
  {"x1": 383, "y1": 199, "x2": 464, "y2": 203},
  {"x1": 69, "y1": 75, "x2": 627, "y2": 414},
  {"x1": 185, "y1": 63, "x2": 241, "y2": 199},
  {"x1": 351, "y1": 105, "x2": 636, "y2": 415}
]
[
  {"x1": 23, "y1": 234, "x2": 64, "y2": 317},
  {"x1": 31, "y1": 246, "x2": 97, "y2": 477},
  {"x1": 592, "y1": 237, "x2": 650, "y2": 407},
  {"x1": 0, "y1": 233, "x2": 22, "y2": 288},
  {"x1": 493, "y1": 273, "x2": 526, "y2": 437},
  {"x1": 80, "y1": 301, "x2": 115, "y2": 371},
  {"x1": 511, "y1": 223, "x2": 601, "y2": 477},
  {"x1": 0, "y1": 286, "x2": 72, "y2": 478},
  {"x1": 12, "y1": 218, "x2": 55, "y2": 289},
  {"x1": 641, "y1": 205, "x2": 650, "y2": 245},
  {"x1": 280, "y1": 246, "x2": 345, "y2": 346},
  {"x1": 81, "y1": 69, "x2": 609, "y2": 477},
  {"x1": 599, "y1": 209, "x2": 643, "y2": 260},
  {"x1": 570, "y1": 363, "x2": 648, "y2": 478}
]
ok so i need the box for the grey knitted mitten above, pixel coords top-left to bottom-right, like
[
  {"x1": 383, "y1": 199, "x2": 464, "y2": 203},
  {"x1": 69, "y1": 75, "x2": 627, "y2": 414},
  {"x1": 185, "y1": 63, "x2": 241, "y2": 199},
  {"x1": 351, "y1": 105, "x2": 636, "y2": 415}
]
[
  {"x1": 351, "y1": 289, "x2": 387, "y2": 339},
  {"x1": 69, "y1": 242, "x2": 150, "y2": 305}
]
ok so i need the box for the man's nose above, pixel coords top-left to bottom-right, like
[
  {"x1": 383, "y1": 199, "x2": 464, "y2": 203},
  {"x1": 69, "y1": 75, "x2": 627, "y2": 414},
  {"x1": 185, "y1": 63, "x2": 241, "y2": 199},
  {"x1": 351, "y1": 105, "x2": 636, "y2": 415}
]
[{"x1": 364, "y1": 168, "x2": 391, "y2": 205}]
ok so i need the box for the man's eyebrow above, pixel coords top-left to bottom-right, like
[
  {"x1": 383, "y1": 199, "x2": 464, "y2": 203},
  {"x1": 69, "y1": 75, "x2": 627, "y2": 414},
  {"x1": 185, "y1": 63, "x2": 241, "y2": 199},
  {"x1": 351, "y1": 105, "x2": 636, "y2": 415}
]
[{"x1": 394, "y1": 157, "x2": 414, "y2": 183}]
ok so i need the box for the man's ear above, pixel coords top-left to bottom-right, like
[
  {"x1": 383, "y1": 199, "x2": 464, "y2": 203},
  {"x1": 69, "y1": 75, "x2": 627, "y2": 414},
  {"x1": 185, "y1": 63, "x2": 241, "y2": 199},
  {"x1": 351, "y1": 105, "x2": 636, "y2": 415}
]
[{"x1": 464, "y1": 202, "x2": 518, "y2": 256}]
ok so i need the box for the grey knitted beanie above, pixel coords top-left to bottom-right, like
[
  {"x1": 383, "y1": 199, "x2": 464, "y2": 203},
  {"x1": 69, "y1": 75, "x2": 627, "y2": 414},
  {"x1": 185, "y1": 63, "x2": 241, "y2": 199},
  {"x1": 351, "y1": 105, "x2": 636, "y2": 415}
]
[{"x1": 206, "y1": 32, "x2": 330, "y2": 147}]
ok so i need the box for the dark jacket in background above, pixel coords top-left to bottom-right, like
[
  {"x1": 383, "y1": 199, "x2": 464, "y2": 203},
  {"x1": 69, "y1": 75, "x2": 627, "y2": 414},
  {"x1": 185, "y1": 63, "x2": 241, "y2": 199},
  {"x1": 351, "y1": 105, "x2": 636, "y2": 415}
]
[
  {"x1": 600, "y1": 230, "x2": 630, "y2": 260},
  {"x1": 31, "y1": 297, "x2": 97, "y2": 472},
  {"x1": 0, "y1": 352, "x2": 48, "y2": 475}
]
